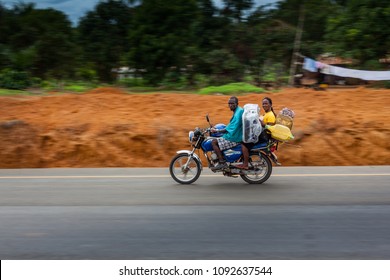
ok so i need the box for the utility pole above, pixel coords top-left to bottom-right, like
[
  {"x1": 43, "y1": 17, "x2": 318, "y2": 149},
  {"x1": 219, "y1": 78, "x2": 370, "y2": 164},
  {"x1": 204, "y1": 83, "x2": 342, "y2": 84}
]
[{"x1": 288, "y1": 4, "x2": 305, "y2": 86}]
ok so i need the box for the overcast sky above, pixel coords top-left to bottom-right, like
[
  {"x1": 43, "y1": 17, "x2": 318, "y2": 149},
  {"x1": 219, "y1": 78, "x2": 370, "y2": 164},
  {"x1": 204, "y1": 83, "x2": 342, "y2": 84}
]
[{"x1": 1, "y1": 0, "x2": 279, "y2": 25}]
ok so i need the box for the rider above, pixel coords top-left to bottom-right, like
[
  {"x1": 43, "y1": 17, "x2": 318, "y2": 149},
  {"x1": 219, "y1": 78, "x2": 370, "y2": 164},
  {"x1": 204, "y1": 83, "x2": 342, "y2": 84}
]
[
  {"x1": 210, "y1": 96, "x2": 244, "y2": 170},
  {"x1": 237, "y1": 97, "x2": 276, "y2": 170}
]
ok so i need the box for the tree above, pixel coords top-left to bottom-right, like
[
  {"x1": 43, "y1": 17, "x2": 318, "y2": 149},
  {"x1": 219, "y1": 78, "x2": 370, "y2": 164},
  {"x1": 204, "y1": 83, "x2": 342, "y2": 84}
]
[
  {"x1": 194, "y1": 0, "x2": 220, "y2": 51},
  {"x1": 245, "y1": 3, "x2": 296, "y2": 82},
  {"x1": 271, "y1": 0, "x2": 339, "y2": 56},
  {"x1": 0, "y1": 3, "x2": 13, "y2": 69},
  {"x1": 221, "y1": 0, "x2": 254, "y2": 22},
  {"x1": 127, "y1": 0, "x2": 200, "y2": 84},
  {"x1": 78, "y1": 0, "x2": 133, "y2": 82},
  {"x1": 1, "y1": 3, "x2": 76, "y2": 79},
  {"x1": 325, "y1": 0, "x2": 390, "y2": 64},
  {"x1": 2, "y1": 0, "x2": 388, "y2": 87}
]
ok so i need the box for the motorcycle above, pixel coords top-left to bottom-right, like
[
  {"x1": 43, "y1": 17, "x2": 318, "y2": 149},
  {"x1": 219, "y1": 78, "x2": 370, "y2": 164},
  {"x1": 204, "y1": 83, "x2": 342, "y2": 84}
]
[{"x1": 169, "y1": 115, "x2": 281, "y2": 185}]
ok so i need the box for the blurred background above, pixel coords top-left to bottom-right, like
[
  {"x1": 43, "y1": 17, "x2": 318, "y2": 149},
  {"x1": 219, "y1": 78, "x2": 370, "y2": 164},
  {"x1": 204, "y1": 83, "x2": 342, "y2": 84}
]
[
  {"x1": 1, "y1": 0, "x2": 390, "y2": 168},
  {"x1": 1, "y1": 0, "x2": 389, "y2": 90},
  {"x1": 1, "y1": 2, "x2": 390, "y2": 262}
]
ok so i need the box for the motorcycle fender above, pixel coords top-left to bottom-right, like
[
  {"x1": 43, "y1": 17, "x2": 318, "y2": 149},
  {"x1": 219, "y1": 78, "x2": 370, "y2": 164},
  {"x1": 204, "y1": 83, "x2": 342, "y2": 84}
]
[
  {"x1": 260, "y1": 150, "x2": 278, "y2": 165},
  {"x1": 176, "y1": 150, "x2": 203, "y2": 170}
]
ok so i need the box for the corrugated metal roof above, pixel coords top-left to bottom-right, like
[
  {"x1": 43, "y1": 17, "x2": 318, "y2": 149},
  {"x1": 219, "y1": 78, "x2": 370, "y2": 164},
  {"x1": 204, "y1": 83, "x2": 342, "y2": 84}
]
[{"x1": 316, "y1": 54, "x2": 354, "y2": 65}]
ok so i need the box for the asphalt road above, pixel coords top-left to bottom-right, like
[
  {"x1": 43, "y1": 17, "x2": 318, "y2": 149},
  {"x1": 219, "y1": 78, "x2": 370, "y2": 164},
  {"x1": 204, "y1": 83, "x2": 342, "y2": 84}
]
[{"x1": 1, "y1": 166, "x2": 390, "y2": 260}]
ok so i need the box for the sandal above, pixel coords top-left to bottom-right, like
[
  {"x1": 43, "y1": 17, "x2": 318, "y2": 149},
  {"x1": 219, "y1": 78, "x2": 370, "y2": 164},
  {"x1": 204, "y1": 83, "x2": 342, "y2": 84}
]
[{"x1": 235, "y1": 164, "x2": 249, "y2": 170}]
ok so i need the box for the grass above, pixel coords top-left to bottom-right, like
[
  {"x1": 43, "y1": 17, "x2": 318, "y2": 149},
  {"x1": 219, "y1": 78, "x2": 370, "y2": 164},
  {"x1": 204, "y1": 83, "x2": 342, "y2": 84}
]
[
  {"x1": 40, "y1": 81, "x2": 97, "y2": 93},
  {"x1": 198, "y1": 82, "x2": 265, "y2": 95},
  {"x1": 0, "y1": 89, "x2": 30, "y2": 96},
  {"x1": 63, "y1": 84, "x2": 93, "y2": 92},
  {"x1": 1, "y1": 81, "x2": 267, "y2": 96}
]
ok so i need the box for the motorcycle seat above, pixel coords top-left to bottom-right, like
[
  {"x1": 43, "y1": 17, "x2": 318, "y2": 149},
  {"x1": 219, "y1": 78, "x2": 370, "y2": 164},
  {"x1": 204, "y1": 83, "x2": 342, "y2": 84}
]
[{"x1": 251, "y1": 141, "x2": 268, "y2": 150}]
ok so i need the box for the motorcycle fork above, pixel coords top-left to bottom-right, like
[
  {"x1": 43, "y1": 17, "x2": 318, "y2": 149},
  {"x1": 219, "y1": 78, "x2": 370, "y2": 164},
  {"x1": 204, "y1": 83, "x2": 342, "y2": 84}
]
[{"x1": 183, "y1": 147, "x2": 198, "y2": 171}]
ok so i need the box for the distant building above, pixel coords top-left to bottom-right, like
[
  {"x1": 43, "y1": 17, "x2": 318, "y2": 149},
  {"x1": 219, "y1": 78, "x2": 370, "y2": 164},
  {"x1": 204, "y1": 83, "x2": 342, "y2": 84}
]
[
  {"x1": 316, "y1": 53, "x2": 354, "y2": 66},
  {"x1": 379, "y1": 54, "x2": 390, "y2": 64},
  {"x1": 111, "y1": 67, "x2": 135, "y2": 80}
]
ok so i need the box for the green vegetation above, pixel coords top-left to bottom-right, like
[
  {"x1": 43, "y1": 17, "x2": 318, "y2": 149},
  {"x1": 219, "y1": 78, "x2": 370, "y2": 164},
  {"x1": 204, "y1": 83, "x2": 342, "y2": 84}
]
[
  {"x1": 63, "y1": 84, "x2": 93, "y2": 92},
  {"x1": 0, "y1": 69, "x2": 31, "y2": 90},
  {"x1": 0, "y1": 89, "x2": 29, "y2": 96},
  {"x1": 0, "y1": 0, "x2": 389, "y2": 90},
  {"x1": 38, "y1": 80, "x2": 97, "y2": 92},
  {"x1": 199, "y1": 83, "x2": 265, "y2": 95}
]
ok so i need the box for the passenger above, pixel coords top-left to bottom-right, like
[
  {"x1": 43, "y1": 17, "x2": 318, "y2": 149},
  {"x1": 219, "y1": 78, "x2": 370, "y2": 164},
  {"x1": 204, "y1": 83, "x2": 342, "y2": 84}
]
[
  {"x1": 210, "y1": 96, "x2": 244, "y2": 170},
  {"x1": 237, "y1": 97, "x2": 276, "y2": 170}
]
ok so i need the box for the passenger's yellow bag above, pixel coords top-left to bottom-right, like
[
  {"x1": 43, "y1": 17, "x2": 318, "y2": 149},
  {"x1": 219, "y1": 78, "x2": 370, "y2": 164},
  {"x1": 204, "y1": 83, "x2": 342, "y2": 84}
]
[{"x1": 265, "y1": 124, "x2": 294, "y2": 141}]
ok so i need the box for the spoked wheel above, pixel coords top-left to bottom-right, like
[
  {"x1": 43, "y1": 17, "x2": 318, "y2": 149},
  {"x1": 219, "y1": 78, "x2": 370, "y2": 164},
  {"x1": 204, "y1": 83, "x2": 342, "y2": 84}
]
[
  {"x1": 240, "y1": 152, "x2": 272, "y2": 184},
  {"x1": 169, "y1": 153, "x2": 201, "y2": 184}
]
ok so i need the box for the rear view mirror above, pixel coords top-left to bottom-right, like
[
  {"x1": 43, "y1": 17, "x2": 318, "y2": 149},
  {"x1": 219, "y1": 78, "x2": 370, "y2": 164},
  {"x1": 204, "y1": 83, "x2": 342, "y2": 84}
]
[{"x1": 206, "y1": 114, "x2": 212, "y2": 127}]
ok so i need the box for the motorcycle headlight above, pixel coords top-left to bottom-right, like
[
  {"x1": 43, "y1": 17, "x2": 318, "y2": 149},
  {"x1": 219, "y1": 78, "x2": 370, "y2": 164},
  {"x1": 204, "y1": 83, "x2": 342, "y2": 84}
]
[{"x1": 188, "y1": 131, "x2": 194, "y2": 143}]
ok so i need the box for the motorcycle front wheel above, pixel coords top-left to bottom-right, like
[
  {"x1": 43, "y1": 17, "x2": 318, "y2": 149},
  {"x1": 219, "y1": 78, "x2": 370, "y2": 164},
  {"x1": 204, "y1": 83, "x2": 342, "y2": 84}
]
[
  {"x1": 240, "y1": 152, "x2": 272, "y2": 184},
  {"x1": 169, "y1": 153, "x2": 201, "y2": 184}
]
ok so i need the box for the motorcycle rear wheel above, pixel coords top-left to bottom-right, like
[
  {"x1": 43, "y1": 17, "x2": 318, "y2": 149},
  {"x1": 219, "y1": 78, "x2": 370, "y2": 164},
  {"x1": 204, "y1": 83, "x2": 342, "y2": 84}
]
[
  {"x1": 240, "y1": 152, "x2": 272, "y2": 184},
  {"x1": 169, "y1": 153, "x2": 201, "y2": 184}
]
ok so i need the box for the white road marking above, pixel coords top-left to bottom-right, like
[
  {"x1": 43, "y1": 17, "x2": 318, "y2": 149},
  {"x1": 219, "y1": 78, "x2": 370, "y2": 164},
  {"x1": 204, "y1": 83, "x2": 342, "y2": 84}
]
[{"x1": 0, "y1": 173, "x2": 390, "y2": 179}]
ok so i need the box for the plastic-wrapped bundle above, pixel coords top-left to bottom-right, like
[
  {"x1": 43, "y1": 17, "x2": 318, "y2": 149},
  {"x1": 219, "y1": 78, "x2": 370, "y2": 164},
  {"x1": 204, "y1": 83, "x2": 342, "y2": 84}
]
[
  {"x1": 242, "y1": 104, "x2": 262, "y2": 143},
  {"x1": 279, "y1": 107, "x2": 295, "y2": 118}
]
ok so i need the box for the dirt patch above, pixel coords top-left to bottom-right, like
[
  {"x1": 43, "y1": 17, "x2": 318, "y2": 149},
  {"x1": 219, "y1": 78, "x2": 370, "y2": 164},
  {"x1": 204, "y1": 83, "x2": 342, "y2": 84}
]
[{"x1": 1, "y1": 87, "x2": 389, "y2": 168}]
